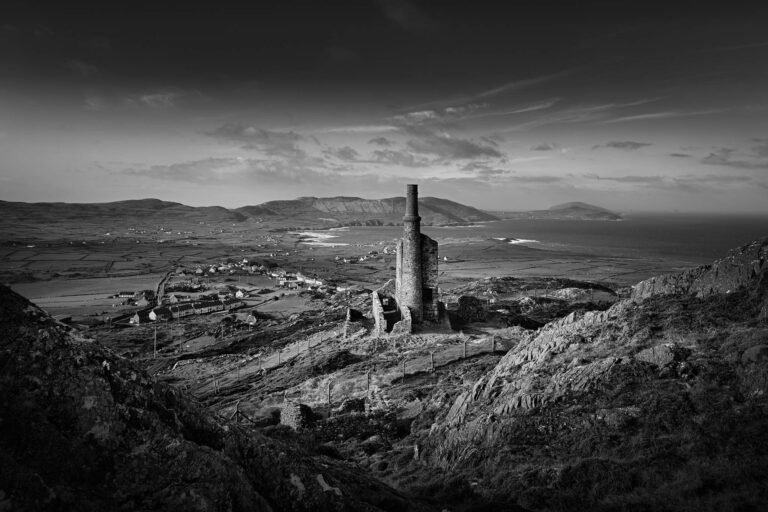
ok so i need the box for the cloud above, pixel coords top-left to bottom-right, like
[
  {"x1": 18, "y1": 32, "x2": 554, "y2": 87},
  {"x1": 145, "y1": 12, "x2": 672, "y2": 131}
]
[
  {"x1": 84, "y1": 94, "x2": 107, "y2": 111},
  {"x1": 585, "y1": 174, "x2": 665, "y2": 184},
  {"x1": 369, "y1": 136, "x2": 393, "y2": 147},
  {"x1": 403, "y1": 126, "x2": 502, "y2": 160},
  {"x1": 324, "y1": 146, "x2": 359, "y2": 161},
  {"x1": 474, "y1": 71, "x2": 571, "y2": 99},
  {"x1": 206, "y1": 123, "x2": 305, "y2": 158},
  {"x1": 371, "y1": 149, "x2": 430, "y2": 167},
  {"x1": 124, "y1": 90, "x2": 182, "y2": 109},
  {"x1": 510, "y1": 175, "x2": 565, "y2": 183},
  {"x1": 595, "y1": 141, "x2": 653, "y2": 151},
  {"x1": 669, "y1": 153, "x2": 692, "y2": 158},
  {"x1": 122, "y1": 157, "x2": 335, "y2": 186},
  {"x1": 65, "y1": 59, "x2": 99, "y2": 77},
  {"x1": 701, "y1": 146, "x2": 768, "y2": 170},
  {"x1": 752, "y1": 139, "x2": 768, "y2": 158},
  {"x1": 391, "y1": 103, "x2": 486, "y2": 126},
  {"x1": 601, "y1": 109, "x2": 725, "y2": 124},
  {"x1": 673, "y1": 173, "x2": 757, "y2": 192},
  {"x1": 374, "y1": 0, "x2": 441, "y2": 34},
  {"x1": 313, "y1": 125, "x2": 397, "y2": 134},
  {"x1": 461, "y1": 162, "x2": 514, "y2": 181},
  {"x1": 123, "y1": 158, "x2": 246, "y2": 184},
  {"x1": 531, "y1": 142, "x2": 559, "y2": 151},
  {"x1": 499, "y1": 98, "x2": 661, "y2": 132}
]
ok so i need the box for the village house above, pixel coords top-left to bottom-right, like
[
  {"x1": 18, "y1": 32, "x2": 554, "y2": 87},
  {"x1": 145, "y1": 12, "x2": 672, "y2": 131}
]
[
  {"x1": 117, "y1": 291, "x2": 135, "y2": 298},
  {"x1": 129, "y1": 310, "x2": 151, "y2": 325},
  {"x1": 167, "y1": 294, "x2": 189, "y2": 304},
  {"x1": 223, "y1": 298, "x2": 244, "y2": 310},
  {"x1": 192, "y1": 300, "x2": 224, "y2": 314},
  {"x1": 169, "y1": 303, "x2": 195, "y2": 319},
  {"x1": 149, "y1": 307, "x2": 171, "y2": 321}
]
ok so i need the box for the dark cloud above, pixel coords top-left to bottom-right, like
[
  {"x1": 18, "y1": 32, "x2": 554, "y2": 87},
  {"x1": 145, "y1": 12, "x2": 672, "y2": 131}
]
[
  {"x1": 751, "y1": 139, "x2": 768, "y2": 158},
  {"x1": 595, "y1": 141, "x2": 653, "y2": 150},
  {"x1": 669, "y1": 153, "x2": 692, "y2": 158},
  {"x1": 701, "y1": 147, "x2": 768, "y2": 170},
  {"x1": 371, "y1": 149, "x2": 430, "y2": 167},
  {"x1": 206, "y1": 123, "x2": 305, "y2": 158},
  {"x1": 403, "y1": 126, "x2": 502, "y2": 160},
  {"x1": 531, "y1": 142, "x2": 559, "y2": 151},
  {"x1": 324, "y1": 146, "x2": 359, "y2": 161},
  {"x1": 368, "y1": 136, "x2": 393, "y2": 147}
]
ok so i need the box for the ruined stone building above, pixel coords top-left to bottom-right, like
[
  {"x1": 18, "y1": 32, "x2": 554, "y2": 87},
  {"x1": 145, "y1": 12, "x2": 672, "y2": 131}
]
[{"x1": 372, "y1": 184, "x2": 441, "y2": 334}]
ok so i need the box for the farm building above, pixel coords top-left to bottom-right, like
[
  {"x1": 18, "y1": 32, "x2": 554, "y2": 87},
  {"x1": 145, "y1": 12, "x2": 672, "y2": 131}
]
[{"x1": 149, "y1": 307, "x2": 172, "y2": 321}]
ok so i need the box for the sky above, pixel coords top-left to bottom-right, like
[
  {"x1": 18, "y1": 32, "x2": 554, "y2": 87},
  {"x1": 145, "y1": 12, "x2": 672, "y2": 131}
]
[{"x1": 2, "y1": 1, "x2": 768, "y2": 213}]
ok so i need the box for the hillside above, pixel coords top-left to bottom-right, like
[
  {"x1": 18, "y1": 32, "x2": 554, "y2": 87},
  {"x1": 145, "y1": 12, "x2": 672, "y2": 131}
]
[
  {"x1": 0, "y1": 195, "x2": 497, "y2": 239},
  {"x1": 408, "y1": 238, "x2": 768, "y2": 510},
  {"x1": 493, "y1": 202, "x2": 622, "y2": 221},
  {"x1": 245, "y1": 196, "x2": 498, "y2": 226},
  {"x1": 0, "y1": 285, "x2": 427, "y2": 511}
]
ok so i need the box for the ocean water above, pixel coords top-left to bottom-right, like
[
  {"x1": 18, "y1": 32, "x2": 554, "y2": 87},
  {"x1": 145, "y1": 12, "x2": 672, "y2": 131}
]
[
  {"x1": 307, "y1": 214, "x2": 768, "y2": 266},
  {"x1": 466, "y1": 214, "x2": 768, "y2": 264}
]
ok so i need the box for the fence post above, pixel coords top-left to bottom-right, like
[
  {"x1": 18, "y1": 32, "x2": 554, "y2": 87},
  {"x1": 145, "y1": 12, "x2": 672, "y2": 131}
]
[
  {"x1": 430, "y1": 351, "x2": 435, "y2": 372},
  {"x1": 463, "y1": 339, "x2": 467, "y2": 359},
  {"x1": 367, "y1": 370, "x2": 371, "y2": 392},
  {"x1": 491, "y1": 335, "x2": 496, "y2": 353},
  {"x1": 402, "y1": 360, "x2": 406, "y2": 382},
  {"x1": 328, "y1": 381, "x2": 332, "y2": 406},
  {"x1": 258, "y1": 355, "x2": 262, "y2": 371},
  {"x1": 278, "y1": 349, "x2": 281, "y2": 365},
  {"x1": 307, "y1": 337, "x2": 310, "y2": 352}
]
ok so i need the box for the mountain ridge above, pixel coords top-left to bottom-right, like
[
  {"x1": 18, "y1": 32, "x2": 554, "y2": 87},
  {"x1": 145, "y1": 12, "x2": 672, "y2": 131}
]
[{"x1": 0, "y1": 195, "x2": 498, "y2": 229}]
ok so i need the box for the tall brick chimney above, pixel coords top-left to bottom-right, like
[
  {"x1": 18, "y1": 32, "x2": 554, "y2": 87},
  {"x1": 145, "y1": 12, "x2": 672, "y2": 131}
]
[{"x1": 400, "y1": 184, "x2": 423, "y2": 322}]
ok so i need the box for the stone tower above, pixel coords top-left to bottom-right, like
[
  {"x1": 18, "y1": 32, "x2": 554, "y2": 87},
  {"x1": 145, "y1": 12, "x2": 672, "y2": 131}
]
[{"x1": 371, "y1": 184, "x2": 440, "y2": 334}]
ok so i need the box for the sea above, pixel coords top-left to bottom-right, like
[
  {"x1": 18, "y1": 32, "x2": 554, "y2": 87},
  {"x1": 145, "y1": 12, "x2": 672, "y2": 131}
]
[{"x1": 298, "y1": 214, "x2": 768, "y2": 267}]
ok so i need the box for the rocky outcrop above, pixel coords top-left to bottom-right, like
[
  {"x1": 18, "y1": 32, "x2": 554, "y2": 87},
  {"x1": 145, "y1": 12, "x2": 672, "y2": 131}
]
[
  {"x1": 632, "y1": 238, "x2": 768, "y2": 300},
  {"x1": 0, "y1": 286, "x2": 426, "y2": 512},
  {"x1": 418, "y1": 239, "x2": 768, "y2": 511}
]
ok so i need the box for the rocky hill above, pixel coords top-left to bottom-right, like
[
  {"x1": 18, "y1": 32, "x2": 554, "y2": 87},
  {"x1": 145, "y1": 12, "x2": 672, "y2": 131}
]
[
  {"x1": 244, "y1": 196, "x2": 498, "y2": 226},
  {"x1": 0, "y1": 195, "x2": 497, "y2": 239},
  {"x1": 0, "y1": 286, "x2": 428, "y2": 511},
  {"x1": 493, "y1": 202, "x2": 622, "y2": 221},
  {"x1": 400, "y1": 238, "x2": 768, "y2": 510}
]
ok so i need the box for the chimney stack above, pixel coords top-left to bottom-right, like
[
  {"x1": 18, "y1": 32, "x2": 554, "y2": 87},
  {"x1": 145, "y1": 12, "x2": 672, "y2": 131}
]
[{"x1": 399, "y1": 184, "x2": 423, "y2": 322}]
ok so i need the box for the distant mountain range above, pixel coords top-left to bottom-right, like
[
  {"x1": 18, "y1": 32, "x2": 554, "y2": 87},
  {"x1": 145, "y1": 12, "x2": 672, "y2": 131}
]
[
  {"x1": 0, "y1": 196, "x2": 497, "y2": 230},
  {"x1": 0, "y1": 197, "x2": 620, "y2": 234}
]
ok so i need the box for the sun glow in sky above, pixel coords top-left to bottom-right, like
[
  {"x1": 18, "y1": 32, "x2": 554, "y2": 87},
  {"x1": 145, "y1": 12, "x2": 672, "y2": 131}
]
[{"x1": 2, "y1": 1, "x2": 768, "y2": 213}]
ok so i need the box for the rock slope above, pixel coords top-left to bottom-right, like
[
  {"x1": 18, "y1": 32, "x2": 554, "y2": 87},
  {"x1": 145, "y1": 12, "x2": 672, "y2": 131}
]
[
  {"x1": 0, "y1": 286, "x2": 428, "y2": 512},
  {"x1": 417, "y1": 238, "x2": 768, "y2": 511}
]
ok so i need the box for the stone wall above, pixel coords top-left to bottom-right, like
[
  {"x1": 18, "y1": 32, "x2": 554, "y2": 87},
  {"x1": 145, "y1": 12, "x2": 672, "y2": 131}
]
[
  {"x1": 280, "y1": 401, "x2": 314, "y2": 430},
  {"x1": 421, "y1": 234, "x2": 439, "y2": 322}
]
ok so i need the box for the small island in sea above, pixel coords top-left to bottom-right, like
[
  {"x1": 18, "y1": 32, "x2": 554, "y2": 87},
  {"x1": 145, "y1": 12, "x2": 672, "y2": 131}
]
[{"x1": 490, "y1": 201, "x2": 623, "y2": 221}]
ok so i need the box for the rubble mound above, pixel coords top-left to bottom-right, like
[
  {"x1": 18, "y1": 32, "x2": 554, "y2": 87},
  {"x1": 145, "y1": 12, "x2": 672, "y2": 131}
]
[{"x1": 0, "y1": 286, "x2": 425, "y2": 511}]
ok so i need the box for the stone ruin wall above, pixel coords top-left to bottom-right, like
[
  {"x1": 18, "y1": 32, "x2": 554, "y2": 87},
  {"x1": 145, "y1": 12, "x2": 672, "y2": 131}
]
[
  {"x1": 280, "y1": 401, "x2": 313, "y2": 430},
  {"x1": 421, "y1": 234, "x2": 439, "y2": 322}
]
